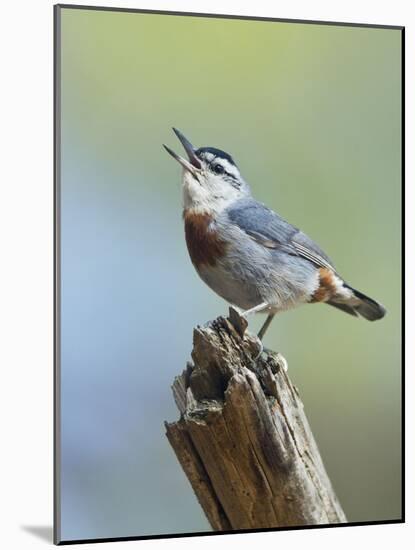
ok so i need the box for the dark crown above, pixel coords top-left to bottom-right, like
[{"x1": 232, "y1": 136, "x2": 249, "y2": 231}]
[{"x1": 196, "y1": 147, "x2": 237, "y2": 167}]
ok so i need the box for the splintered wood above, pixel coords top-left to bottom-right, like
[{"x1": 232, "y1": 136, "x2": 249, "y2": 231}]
[{"x1": 165, "y1": 310, "x2": 346, "y2": 530}]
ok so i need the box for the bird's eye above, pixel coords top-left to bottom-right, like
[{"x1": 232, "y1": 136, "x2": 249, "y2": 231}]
[{"x1": 213, "y1": 164, "x2": 224, "y2": 175}]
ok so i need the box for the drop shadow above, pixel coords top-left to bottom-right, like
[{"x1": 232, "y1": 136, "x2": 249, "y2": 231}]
[{"x1": 21, "y1": 525, "x2": 54, "y2": 543}]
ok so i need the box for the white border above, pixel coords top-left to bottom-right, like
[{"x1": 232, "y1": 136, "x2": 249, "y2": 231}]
[{"x1": 0, "y1": 1, "x2": 411, "y2": 549}]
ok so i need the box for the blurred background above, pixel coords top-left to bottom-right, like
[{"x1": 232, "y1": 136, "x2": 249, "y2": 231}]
[{"x1": 58, "y1": 7, "x2": 402, "y2": 542}]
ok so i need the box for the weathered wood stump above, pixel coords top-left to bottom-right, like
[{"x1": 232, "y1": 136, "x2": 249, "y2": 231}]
[{"x1": 165, "y1": 309, "x2": 346, "y2": 530}]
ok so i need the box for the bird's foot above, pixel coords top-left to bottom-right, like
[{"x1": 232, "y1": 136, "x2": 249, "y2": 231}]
[
  {"x1": 227, "y1": 306, "x2": 287, "y2": 371},
  {"x1": 252, "y1": 338, "x2": 288, "y2": 371}
]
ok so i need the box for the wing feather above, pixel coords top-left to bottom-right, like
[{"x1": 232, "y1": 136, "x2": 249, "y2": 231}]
[{"x1": 226, "y1": 198, "x2": 336, "y2": 272}]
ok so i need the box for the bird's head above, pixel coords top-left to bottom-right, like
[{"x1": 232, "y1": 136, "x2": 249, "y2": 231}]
[{"x1": 164, "y1": 128, "x2": 251, "y2": 213}]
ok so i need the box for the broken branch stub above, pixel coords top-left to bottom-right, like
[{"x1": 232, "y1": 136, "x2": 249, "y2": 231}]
[{"x1": 165, "y1": 309, "x2": 346, "y2": 530}]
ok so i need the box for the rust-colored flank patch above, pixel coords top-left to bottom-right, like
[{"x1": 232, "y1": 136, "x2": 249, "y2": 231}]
[
  {"x1": 183, "y1": 209, "x2": 227, "y2": 268},
  {"x1": 310, "y1": 267, "x2": 337, "y2": 303}
]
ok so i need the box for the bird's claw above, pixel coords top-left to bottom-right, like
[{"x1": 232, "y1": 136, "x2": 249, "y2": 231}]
[
  {"x1": 252, "y1": 340, "x2": 288, "y2": 372},
  {"x1": 227, "y1": 306, "x2": 288, "y2": 371}
]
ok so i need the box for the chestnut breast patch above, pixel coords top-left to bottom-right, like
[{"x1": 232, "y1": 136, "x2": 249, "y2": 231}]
[{"x1": 183, "y1": 210, "x2": 227, "y2": 268}]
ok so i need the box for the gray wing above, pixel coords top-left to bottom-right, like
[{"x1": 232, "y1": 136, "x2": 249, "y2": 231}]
[{"x1": 226, "y1": 198, "x2": 336, "y2": 271}]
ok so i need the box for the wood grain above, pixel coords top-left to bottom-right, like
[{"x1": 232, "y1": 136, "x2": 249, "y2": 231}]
[{"x1": 165, "y1": 310, "x2": 346, "y2": 530}]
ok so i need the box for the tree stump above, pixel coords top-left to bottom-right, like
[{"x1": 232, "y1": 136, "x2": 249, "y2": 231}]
[{"x1": 165, "y1": 309, "x2": 346, "y2": 530}]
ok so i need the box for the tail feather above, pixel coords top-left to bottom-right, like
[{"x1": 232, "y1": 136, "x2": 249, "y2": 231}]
[
  {"x1": 329, "y1": 285, "x2": 386, "y2": 321},
  {"x1": 350, "y1": 287, "x2": 387, "y2": 321},
  {"x1": 327, "y1": 301, "x2": 358, "y2": 317}
]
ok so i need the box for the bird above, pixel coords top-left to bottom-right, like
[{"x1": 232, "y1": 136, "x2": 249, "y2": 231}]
[{"x1": 163, "y1": 128, "x2": 386, "y2": 343}]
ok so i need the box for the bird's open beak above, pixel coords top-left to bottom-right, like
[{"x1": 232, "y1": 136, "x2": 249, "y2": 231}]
[{"x1": 163, "y1": 128, "x2": 202, "y2": 176}]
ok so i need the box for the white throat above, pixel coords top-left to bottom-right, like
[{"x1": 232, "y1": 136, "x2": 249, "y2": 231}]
[{"x1": 182, "y1": 170, "x2": 241, "y2": 214}]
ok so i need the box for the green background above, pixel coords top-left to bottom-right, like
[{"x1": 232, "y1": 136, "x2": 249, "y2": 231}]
[{"x1": 59, "y1": 7, "x2": 402, "y2": 541}]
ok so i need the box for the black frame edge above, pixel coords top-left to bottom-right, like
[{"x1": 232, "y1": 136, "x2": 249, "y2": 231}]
[
  {"x1": 53, "y1": 3, "x2": 62, "y2": 546},
  {"x1": 57, "y1": 519, "x2": 404, "y2": 546},
  {"x1": 400, "y1": 26, "x2": 405, "y2": 524},
  {"x1": 55, "y1": 3, "x2": 404, "y2": 30}
]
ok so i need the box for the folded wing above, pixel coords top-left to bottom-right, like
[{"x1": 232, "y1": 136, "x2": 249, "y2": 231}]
[{"x1": 226, "y1": 198, "x2": 336, "y2": 272}]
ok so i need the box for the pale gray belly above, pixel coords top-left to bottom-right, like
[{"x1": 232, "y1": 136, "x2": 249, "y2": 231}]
[{"x1": 196, "y1": 247, "x2": 319, "y2": 312}]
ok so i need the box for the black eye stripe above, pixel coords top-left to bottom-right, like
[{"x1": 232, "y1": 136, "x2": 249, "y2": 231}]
[
  {"x1": 211, "y1": 160, "x2": 233, "y2": 177},
  {"x1": 212, "y1": 163, "x2": 224, "y2": 174},
  {"x1": 204, "y1": 157, "x2": 241, "y2": 188}
]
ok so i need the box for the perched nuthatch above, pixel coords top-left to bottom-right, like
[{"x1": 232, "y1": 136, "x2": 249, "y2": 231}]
[{"x1": 163, "y1": 128, "x2": 386, "y2": 342}]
